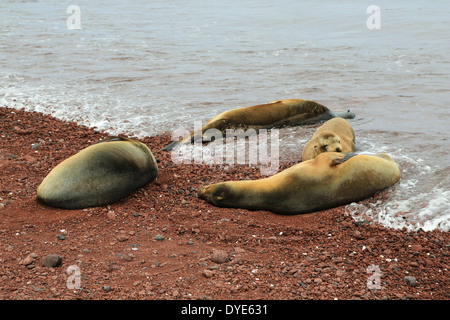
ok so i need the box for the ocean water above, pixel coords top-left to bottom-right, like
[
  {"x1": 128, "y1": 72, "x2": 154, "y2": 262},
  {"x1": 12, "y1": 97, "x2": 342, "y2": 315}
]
[{"x1": 1, "y1": 0, "x2": 449, "y2": 231}]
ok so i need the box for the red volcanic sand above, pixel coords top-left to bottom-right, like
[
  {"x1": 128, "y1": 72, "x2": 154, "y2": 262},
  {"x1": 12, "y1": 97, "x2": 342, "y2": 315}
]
[{"x1": 0, "y1": 106, "x2": 449, "y2": 300}]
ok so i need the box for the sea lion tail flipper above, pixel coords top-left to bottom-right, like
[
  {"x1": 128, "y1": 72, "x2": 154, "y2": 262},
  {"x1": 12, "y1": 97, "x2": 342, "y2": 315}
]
[
  {"x1": 161, "y1": 140, "x2": 179, "y2": 151},
  {"x1": 333, "y1": 110, "x2": 356, "y2": 119}
]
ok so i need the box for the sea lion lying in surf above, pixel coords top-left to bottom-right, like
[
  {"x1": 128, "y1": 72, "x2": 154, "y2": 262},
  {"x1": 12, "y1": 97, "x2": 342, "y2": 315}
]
[
  {"x1": 197, "y1": 152, "x2": 400, "y2": 215},
  {"x1": 37, "y1": 137, "x2": 158, "y2": 209},
  {"x1": 163, "y1": 99, "x2": 355, "y2": 151},
  {"x1": 302, "y1": 117, "x2": 356, "y2": 161}
]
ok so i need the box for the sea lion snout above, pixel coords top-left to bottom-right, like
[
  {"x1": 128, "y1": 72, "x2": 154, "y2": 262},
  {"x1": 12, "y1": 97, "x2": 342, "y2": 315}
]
[
  {"x1": 198, "y1": 183, "x2": 234, "y2": 206},
  {"x1": 197, "y1": 186, "x2": 209, "y2": 200}
]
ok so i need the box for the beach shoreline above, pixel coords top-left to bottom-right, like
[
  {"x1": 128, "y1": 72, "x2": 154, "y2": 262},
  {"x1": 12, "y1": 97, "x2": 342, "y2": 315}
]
[{"x1": 0, "y1": 106, "x2": 448, "y2": 300}]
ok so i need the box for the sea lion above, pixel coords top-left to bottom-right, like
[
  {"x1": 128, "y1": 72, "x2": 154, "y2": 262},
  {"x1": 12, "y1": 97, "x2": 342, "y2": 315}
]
[
  {"x1": 163, "y1": 99, "x2": 355, "y2": 151},
  {"x1": 302, "y1": 117, "x2": 356, "y2": 161},
  {"x1": 197, "y1": 152, "x2": 400, "y2": 215},
  {"x1": 37, "y1": 137, "x2": 158, "y2": 209}
]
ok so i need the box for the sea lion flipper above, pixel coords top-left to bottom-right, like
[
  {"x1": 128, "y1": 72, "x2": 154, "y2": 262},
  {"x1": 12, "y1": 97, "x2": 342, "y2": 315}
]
[
  {"x1": 330, "y1": 152, "x2": 357, "y2": 166},
  {"x1": 162, "y1": 140, "x2": 179, "y2": 151}
]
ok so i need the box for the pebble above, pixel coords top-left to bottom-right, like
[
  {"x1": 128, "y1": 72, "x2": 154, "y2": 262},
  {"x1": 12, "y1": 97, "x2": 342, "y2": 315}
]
[
  {"x1": 57, "y1": 234, "x2": 65, "y2": 240},
  {"x1": 19, "y1": 255, "x2": 35, "y2": 266},
  {"x1": 202, "y1": 269, "x2": 214, "y2": 278},
  {"x1": 3, "y1": 153, "x2": 18, "y2": 159},
  {"x1": 154, "y1": 234, "x2": 165, "y2": 241},
  {"x1": 353, "y1": 230, "x2": 365, "y2": 240},
  {"x1": 210, "y1": 249, "x2": 229, "y2": 264},
  {"x1": 103, "y1": 285, "x2": 112, "y2": 292},
  {"x1": 403, "y1": 276, "x2": 417, "y2": 287},
  {"x1": 116, "y1": 234, "x2": 128, "y2": 242},
  {"x1": 106, "y1": 211, "x2": 116, "y2": 220},
  {"x1": 42, "y1": 254, "x2": 63, "y2": 268},
  {"x1": 31, "y1": 285, "x2": 44, "y2": 292}
]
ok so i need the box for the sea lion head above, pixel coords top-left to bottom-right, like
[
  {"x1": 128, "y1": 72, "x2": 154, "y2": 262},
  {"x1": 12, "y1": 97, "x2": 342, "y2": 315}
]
[
  {"x1": 197, "y1": 182, "x2": 236, "y2": 207},
  {"x1": 314, "y1": 132, "x2": 343, "y2": 157}
]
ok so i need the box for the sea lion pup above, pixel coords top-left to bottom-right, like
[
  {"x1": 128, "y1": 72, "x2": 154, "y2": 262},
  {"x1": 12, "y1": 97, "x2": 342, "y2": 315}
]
[
  {"x1": 162, "y1": 99, "x2": 355, "y2": 151},
  {"x1": 197, "y1": 152, "x2": 400, "y2": 215},
  {"x1": 302, "y1": 117, "x2": 356, "y2": 161},
  {"x1": 37, "y1": 137, "x2": 158, "y2": 210}
]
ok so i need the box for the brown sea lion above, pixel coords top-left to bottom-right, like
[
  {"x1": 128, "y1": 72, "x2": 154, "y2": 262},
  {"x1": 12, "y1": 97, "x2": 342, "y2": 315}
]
[
  {"x1": 37, "y1": 137, "x2": 158, "y2": 209},
  {"x1": 197, "y1": 152, "x2": 400, "y2": 215},
  {"x1": 163, "y1": 99, "x2": 355, "y2": 151},
  {"x1": 302, "y1": 117, "x2": 356, "y2": 161}
]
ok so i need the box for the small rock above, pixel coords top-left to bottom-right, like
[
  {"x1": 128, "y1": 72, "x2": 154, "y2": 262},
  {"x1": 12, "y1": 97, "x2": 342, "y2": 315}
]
[
  {"x1": 105, "y1": 263, "x2": 120, "y2": 272},
  {"x1": 57, "y1": 234, "x2": 65, "y2": 240},
  {"x1": 210, "y1": 249, "x2": 229, "y2": 264},
  {"x1": 353, "y1": 230, "x2": 365, "y2": 240},
  {"x1": 121, "y1": 253, "x2": 134, "y2": 262},
  {"x1": 314, "y1": 278, "x2": 323, "y2": 284},
  {"x1": 14, "y1": 126, "x2": 32, "y2": 135},
  {"x1": 42, "y1": 254, "x2": 63, "y2": 268},
  {"x1": 19, "y1": 255, "x2": 35, "y2": 266},
  {"x1": 116, "y1": 234, "x2": 128, "y2": 242},
  {"x1": 154, "y1": 234, "x2": 165, "y2": 241},
  {"x1": 201, "y1": 269, "x2": 214, "y2": 278},
  {"x1": 403, "y1": 276, "x2": 417, "y2": 287},
  {"x1": 3, "y1": 153, "x2": 18, "y2": 159},
  {"x1": 106, "y1": 211, "x2": 116, "y2": 220},
  {"x1": 31, "y1": 285, "x2": 44, "y2": 292},
  {"x1": 103, "y1": 285, "x2": 112, "y2": 292},
  {"x1": 22, "y1": 155, "x2": 36, "y2": 163}
]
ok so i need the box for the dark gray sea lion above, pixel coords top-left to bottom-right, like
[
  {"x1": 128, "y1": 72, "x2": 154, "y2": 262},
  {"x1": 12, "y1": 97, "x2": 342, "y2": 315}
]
[
  {"x1": 198, "y1": 152, "x2": 400, "y2": 215},
  {"x1": 163, "y1": 99, "x2": 355, "y2": 151},
  {"x1": 37, "y1": 137, "x2": 158, "y2": 209}
]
